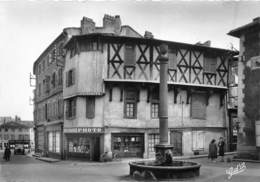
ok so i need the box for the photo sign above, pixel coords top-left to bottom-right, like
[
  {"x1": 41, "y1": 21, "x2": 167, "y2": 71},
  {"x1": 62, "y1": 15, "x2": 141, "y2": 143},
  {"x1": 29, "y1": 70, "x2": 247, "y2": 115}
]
[{"x1": 64, "y1": 127, "x2": 104, "y2": 133}]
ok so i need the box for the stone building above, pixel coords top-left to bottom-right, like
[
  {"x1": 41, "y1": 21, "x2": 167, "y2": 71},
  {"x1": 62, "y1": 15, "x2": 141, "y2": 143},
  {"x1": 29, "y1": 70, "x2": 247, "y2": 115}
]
[
  {"x1": 33, "y1": 14, "x2": 237, "y2": 161},
  {"x1": 228, "y1": 17, "x2": 260, "y2": 159},
  {"x1": 0, "y1": 119, "x2": 34, "y2": 150}
]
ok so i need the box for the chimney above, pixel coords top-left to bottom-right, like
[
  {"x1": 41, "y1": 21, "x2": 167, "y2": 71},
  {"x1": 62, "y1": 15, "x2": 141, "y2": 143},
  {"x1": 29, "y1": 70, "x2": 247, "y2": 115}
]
[
  {"x1": 114, "y1": 15, "x2": 121, "y2": 35},
  {"x1": 103, "y1": 14, "x2": 121, "y2": 35},
  {"x1": 144, "y1": 31, "x2": 154, "y2": 39},
  {"x1": 103, "y1": 14, "x2": 115, "y2": 28},
  {"x1": 81, "y1": 17, "x2": 95, "y2": 34}
]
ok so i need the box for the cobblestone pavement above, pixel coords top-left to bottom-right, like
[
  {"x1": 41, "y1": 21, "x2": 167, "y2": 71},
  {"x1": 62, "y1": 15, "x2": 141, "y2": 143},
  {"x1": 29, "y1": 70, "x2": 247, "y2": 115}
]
[{"x1": 1, "y1": 152, "x2": 260, "y2": 182}]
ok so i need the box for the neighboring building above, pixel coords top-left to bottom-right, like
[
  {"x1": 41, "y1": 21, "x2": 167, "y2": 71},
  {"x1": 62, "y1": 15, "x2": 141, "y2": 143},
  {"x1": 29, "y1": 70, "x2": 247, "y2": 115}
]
[
  {"x1": 33, "y1": 14, "x2": 238, "y2": 161},
  {"x1": 0, "y1": 120, "x2": 34, "y2": 150},
  {"x1": 33, "y1": 15, "x2": 143, "y2": 159},
  {"x1": 228, "y1": 17, "x2": 260, "y2": 159},
  {"x1": 227, "y1": 56, "x2": 238, "y2": 151}
]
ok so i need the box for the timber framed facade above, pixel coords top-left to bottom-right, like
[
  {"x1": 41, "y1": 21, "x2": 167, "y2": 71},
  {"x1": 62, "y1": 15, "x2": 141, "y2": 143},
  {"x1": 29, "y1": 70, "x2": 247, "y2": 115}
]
[{"x1": 33, "y1": 15, "x2": 238, "y2": 161}]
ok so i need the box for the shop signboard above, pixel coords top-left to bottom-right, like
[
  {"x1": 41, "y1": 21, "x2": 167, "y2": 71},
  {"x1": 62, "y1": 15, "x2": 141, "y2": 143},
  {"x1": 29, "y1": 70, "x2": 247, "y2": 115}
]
[{"x1": 64, "y1": 127, "x2": 104, "y2": 134}]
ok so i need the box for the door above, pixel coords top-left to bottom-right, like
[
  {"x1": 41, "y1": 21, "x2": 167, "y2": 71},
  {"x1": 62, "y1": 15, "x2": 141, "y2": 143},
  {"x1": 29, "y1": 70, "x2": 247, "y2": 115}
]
[
  {"x1": 93, "y1": 137, "x2": 100, "y2": 161},
  {"x1": 170, "y1": 130, "x2": 183, "y2": 156}
]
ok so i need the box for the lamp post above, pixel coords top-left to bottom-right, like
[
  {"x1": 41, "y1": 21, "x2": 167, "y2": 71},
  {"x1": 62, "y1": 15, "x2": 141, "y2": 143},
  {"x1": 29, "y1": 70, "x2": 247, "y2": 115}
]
[{"x1": 154, "y1": 44, "x2": 173, "y2": 163}]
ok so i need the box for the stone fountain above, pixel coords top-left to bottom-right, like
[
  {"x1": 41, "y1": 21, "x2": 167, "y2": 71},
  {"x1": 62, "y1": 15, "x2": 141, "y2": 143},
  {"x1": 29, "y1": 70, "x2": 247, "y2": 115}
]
[{"x1": 129, "y1": 44, "x2": 201, "y2": 180}]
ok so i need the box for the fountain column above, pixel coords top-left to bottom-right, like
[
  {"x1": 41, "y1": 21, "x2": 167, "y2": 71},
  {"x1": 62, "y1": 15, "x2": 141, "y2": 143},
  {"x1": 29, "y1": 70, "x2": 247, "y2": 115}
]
[{"x1": 154, "y1": 44, "x2": 173, "y2": 163}]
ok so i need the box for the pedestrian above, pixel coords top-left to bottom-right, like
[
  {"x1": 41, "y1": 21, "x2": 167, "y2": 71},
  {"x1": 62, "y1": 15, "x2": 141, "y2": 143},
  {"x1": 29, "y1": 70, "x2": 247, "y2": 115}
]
[
  {"x1": 208, "y1": 139, "x2": 217, "y2": 162},
  {"x1": 218, "y1": 137, "x2": 225, "y2": 162},
  {"x1": 4, "y1": 146, "x2": 11, "y2": 161}
]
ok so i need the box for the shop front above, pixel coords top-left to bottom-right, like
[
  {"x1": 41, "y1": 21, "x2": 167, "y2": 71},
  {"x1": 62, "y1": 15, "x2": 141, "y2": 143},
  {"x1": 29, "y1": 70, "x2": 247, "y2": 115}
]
[
  {"x1": 111, "y1": 133, "x2": 144, "y2": 158},
  {"x1": 64, "y1": 127, "x2": 104, "y2": 161}
]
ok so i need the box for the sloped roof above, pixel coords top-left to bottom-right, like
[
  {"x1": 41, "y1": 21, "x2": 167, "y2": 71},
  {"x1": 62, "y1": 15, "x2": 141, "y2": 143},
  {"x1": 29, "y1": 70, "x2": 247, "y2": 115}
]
[{"x1": 0, "y1": 121, "x2": 32, "y2": 129}]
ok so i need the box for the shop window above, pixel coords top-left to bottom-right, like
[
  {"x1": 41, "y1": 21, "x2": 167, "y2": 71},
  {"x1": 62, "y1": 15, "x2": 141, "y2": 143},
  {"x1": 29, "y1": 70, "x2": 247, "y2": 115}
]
[
  {"x1": 48, "y1": 131, "x2": 60, "y2": 153},
  {"x1": 168, "y1": 49, "x2": 177, "y2": 70},
  {"x1": 124, "y1": 44, "x2": 136, "y2": 66},
  {"x1": 66, "y1": 69, "x2": 75, "y2": 87},
  {"x1": 192, "y1": 131, "x2": 205, "y2": 151},
  {"x1": 148, "y1": 134, "x2": 160, "y2": 152},
  {"x1": 86, "y1": 96, "x2": 95, "y2": 119},
  {"x1": 66, "y1": 98, "x2": 76, "y2": 119},
  {"x1": 68, "y1": 137, "x2": 90, "y2": 153},
  {"x1": 124, "y1": 89, "x2": 138, "y2": 119},
  {"x1": 204, "y1": 55, "x2": 217, "y2": 73},
  {"x1": 112, "y1": 134, "x2": 144, "y2": 157},
  {"x1": 191, "y1": 93, "x2": 206, "y2": 119},
  {"x1": 48, "y1": 132, "x2": 53, "y2": 151}
]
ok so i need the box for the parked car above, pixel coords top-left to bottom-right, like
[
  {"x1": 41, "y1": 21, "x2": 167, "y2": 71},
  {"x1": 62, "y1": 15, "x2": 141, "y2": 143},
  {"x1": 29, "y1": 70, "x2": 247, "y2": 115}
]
[{"x1": 14, "y1": 144, "x2": 25, "y2": 155}]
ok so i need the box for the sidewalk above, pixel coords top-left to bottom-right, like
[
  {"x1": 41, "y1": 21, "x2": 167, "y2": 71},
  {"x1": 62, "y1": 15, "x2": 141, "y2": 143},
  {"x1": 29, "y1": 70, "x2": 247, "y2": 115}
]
[{"x1": 31, "y1": 151, "x2": 237, "y2": 165}]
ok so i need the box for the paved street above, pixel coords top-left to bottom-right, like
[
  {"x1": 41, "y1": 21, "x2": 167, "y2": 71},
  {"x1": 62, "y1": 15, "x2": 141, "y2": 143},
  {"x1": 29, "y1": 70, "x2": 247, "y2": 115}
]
[{"x1": 1, "y1": 152, "x2": 260, "y2": 182}]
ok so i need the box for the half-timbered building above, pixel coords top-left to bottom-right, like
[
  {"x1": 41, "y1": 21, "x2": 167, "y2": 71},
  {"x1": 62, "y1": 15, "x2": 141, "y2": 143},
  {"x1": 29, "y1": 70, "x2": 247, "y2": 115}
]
[
  {"x1": 63, "y1": 33, "x2": 237, "y2": 160},
  {"x1": 33, "y1": 14, "x2": 238, "y2": 161}
]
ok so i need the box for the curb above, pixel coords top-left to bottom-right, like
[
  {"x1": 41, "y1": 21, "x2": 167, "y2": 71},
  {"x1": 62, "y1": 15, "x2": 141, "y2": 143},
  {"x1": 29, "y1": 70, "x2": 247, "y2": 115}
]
[{"x1": 35, "y1": 157, "x2": 60, "y2": 163}]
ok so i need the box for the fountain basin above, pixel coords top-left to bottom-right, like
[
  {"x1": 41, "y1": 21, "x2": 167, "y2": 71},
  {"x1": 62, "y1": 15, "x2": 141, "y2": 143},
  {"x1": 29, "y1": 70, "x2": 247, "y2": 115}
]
[{"x1": 129, "y1": 160, "x2": 201, "y2": 180}]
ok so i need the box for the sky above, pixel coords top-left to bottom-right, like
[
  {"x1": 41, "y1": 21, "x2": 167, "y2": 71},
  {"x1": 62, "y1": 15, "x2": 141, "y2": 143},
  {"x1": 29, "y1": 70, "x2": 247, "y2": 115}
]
[{"x1": 0, "y1": 0, "x2": 260, "y2": 120}]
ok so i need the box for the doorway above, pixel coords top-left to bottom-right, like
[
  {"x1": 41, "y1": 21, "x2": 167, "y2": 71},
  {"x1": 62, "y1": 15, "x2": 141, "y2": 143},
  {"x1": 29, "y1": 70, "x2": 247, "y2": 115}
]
[{"x1": 170, "y1": 130, "x2": 183, "y2": 156}]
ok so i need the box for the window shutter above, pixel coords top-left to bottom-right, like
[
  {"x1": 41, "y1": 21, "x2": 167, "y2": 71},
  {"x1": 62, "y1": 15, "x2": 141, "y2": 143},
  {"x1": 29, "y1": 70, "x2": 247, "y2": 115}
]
[
  {"x1": 72, "y1": 98, "x2": 76, "y2": 117},
  {"x1": 66, "y1": 71, "x2": 68, "y2": 87},
  {"x1": 72, "y1": 69, "x2": 75, "y2": 85},
  {"x1": 65, "y1": 101, "x2": 69, "y2": 118},
  {"x1": 191, "y1": 93, "x2": 206, "y2": 119},
  {"x1": 124, "y1": 45, "x2": 136, "y2": 66},
  {"x1": 86, "y1": 97, "x2": 95, "y2": 119}
]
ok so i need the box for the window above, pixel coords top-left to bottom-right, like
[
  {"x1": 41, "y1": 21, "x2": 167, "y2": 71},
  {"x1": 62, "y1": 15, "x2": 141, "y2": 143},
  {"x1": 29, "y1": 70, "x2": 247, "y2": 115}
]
[
  {"x1": 58, "y1": 69, "x2": 63, "y2": 86},
  {"x1": 51, "y1": 72, "x2": 56, "y2": 88},
  {"x1": 5, "y1": 128, "x2": 8, "y2": 132},
  {"x1": 42, "y1": 59, "x2": 45, "y2": 71},
  {"x1": 148, "y1": 134, "x2": 160, "y2": 152},
  {"x1": 11, "y1": 134, "x2": 15, "y2": 140},
  {"x1": 38, "y1": 83, "x2": 41, "y2": 96},
  {"x1": 151, "y1": 87, "x2": 159, "y2": 118},
  {"x1": 192, "y1": 131, "x2": 205, "y2": 151},
  {"x1": 24, "y1": 134, "x2": 29, "y2": 140},
  {"x1": 204, "y1": 55, "x2": 217, "y2": 73},
  {"x1": 66, "y1": 69, "x2": 75, "y2": 87},
  {"x1": 124, "y1": 89, "x2": 138, "y2": 118},
  {"x1": 168, "y1": 49, "x2": 177, "y2": 70},
  {"x1": 18, "y1": 134, "x2": 23, "y2": 140},
  {"x1": 66, "y1": 98, "x2": 76, "y2": 119},
  {"x1": 58, "y1": 99, "x2": 64, "y2": 119},
  {"x1": 48, "y1": 132, "x2": 53, "y2": 151},
  {"x1": 124, "y1": 44, "x2": 136, "y2": 66},
  {"x1": 191, "y1": 93, "x2": 207, "y2": 119},
  {"x1": 38, "y1": 63, "x2": 41, "y2": 75},
  {"x1": 86, "y1": 97, "x2": 95, "y2": 119},
  {"x1": 45, "y1": 76, "x2": 50, "y2": 94},
  {"x1": 4, "y1": 134, "x2": 8, "y2": 140},
  {"x1": 151, "y1": 103, "x2": 159, "y2": 118}
]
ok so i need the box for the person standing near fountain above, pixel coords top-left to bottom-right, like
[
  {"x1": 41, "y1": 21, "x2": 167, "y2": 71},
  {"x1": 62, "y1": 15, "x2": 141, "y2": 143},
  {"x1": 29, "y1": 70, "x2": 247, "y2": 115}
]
[
  {"x1": 218, "y1": 137, "x2": 225, "y2": 162},
  {"x1": 208, "y1": 139, "x2": 217, "y2": 162}
]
